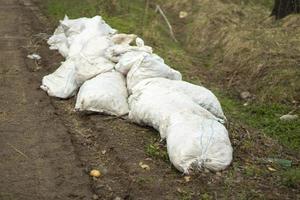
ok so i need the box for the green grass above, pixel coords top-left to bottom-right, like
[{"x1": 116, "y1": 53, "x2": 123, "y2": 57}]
[
  {"x1": 42, "y1": 0, "x2": 300, "y2": 151},
  {"x1": 146, "y1": 140, "x2": 169, "y2": 162},
  {"x1": 216, "y1": 91, "x2": 300, "y2": 150},
  {"x1": 279, "y1": 168, "x2": 300, "y2": 188}
]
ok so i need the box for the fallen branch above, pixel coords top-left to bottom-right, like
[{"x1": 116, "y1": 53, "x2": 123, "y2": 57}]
[{"x1": 155, "y1": 4, "x2": 178, "y2": 43}]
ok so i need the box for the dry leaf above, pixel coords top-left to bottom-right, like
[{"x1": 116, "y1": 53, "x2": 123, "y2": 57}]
[
  {"x1": 184, "y1": 176, "x2": 191, "y2": 182},
  {"x1": 179, "y1": 11, "x2": 188, "y2": 18},
  {"x1": 139, "y1": 162, "x2": 150, "y2": 171},
  {"x1": 267, "y1": 166, "x2": 277, "y2": 172}
]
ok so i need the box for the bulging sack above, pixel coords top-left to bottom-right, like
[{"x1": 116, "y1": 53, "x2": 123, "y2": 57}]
[
  {"x1": 128, "y1": 80, "x2": 220, "y2": 139},
  {"x1": 126, "y1": 54, "x2": 182, "y2": 93},
  {"x1": 128, "y1": 80, "x2": 233, "y2": 172},
  {"x1": 75, "y1": 71, "x2": 129, "y2": 116},
  {"x1": 48, "y1": 16, "x2": 116, "y2": 58},
  {"x1": 133, "y1": 78, "x2": 226, "y2": 121},
  {"x1": 41, "y1": 59, "x2": 79, "y2": 99},
  {"x1": 166, "y1": 112, "x2": 233, "y2": 173}
]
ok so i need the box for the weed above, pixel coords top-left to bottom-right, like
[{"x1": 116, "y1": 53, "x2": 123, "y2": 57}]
[
  {"x1": 280, "y1": 168, "x2": 300, "y2": 188},
  {"x1": 146, "y1": 140, "x2": 169, "y2": 162}
]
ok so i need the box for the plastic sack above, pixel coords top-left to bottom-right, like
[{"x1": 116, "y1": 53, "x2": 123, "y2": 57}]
[
  {"x1": 40, "y1": 59, "x2": 78, "y2": 99},
  {"x1": 80, "y1": 36, "x2": 112, "y2": 60},
  {"x1": 48, "y1": 16, "x2": 116, "y2": 58},
  {"x1": 61, "y1": 16, "x2": 116, "y2": 58},
  {"x1": 60, "y1": 15, "x2": 116, "y2": 38},
  {"x1": 74, "y1": 56, "x2": 115, "y2": 85},
  {"x1": 128, "y1": 81, "x2": 220, "y2": 139},
  {"x1": 166, "y1": 112, "x2": 233, "y2": 173},
  {"x1": 104, "y1": 38, "x2": 153, "y2": 63},
  {"x1": 47, "y1": 21, "x2": 69, "y2": 57},
  {"x1": 79, "y1": 34, "x2": 137, "y2": 61},
  {"x1": 75, "y1": 71, "x2": 129, "y2": 116},
  {"x1": 126, "y1": 54, "x2": 182, "y2": 93},
  {"x1": 115, "y1": 51, "x2": 149, "y2": 75},
  {"x1": 128, "y1": 80, "x2": 232, "y2": 172},
  {"x1": 134, "y1": 78, "x2": 226, "y2": 121}
]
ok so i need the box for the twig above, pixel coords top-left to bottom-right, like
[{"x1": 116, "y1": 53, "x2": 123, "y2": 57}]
[
  {"x1": 7, "y1": 142, "x2": 29, "y2": 159},
  {"x1": 155, "y1": 4, "x2": 178, "y2": 42}
]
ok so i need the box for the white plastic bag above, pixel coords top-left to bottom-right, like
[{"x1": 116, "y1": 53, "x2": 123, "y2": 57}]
[
  {"x1": 126, "y1": 54, "x2": 182, "y2": 93},
  {"x1": 133, "y1": 78, "x2": 226, "y2": 121},
  {"x1": 166, "y1": 112, "x2": 233, "y2": 173},
  {"x1": 40, "y1": 59, "x2": 78, "y2": 99},
  {"x1": 75, "y1": 71, "x2": 129, "y2": 116}
]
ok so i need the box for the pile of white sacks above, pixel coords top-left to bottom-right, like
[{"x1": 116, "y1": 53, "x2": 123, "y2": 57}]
[{"x1": 41, "y1": 16, "x2": 233, "y2": 173}]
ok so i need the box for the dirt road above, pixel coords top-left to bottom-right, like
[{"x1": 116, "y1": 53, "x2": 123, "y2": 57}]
[{"x1": 0, "y1": 0, "x2": 92, "y2": 199}]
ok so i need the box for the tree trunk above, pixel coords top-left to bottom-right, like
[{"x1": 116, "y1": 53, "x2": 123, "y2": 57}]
[{"x1": 271, "y1": 0, "x2": 300, "y2": 19}]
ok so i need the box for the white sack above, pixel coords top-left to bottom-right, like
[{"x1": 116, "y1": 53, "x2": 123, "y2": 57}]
[
  {"x1": 126, "y1": 54, "x2": 182, "y2": 93},
  {"x1": 47, "y1": 24, "x2": 69, "y2": 57},
  {"x1": 60, "y1": 15, "x2": 116, "y2": 38},
  {"x1": 104, "y1": 38, "x2": 152, "y2": 63},
  {"x1": 41, "y1": 59, "x2": 78, "y2": 99},
  {"x1": 128, "y1": 82, "x2": 219, "y2": 139},
  {"x1": 74, "y1": 56, "x2": 115, "y2": 85},
  {"x1": 166, "y1": 112, "x2": 233, "y2": 173},
  {"x1": 134, "y1": 78, "x2": 226, "y2": 121},
  {"x1": 50, "y1": 16, "x2": 116, "y2": 58},
  {"x1": 75, "y1": 71, "x2": 129, "y2": 116},
  {"x1": 80, "y1": 36, "x2": 112, "y2": 60},
  {"x1": 115, "y1": 51, "x2": 149, "y2": 75},
  {"x1": 79, "y1": 34, "x2": 137, "y2": 60},
  {"x1": 128, "y1": 80, "x2": 232, "y2": 172}
]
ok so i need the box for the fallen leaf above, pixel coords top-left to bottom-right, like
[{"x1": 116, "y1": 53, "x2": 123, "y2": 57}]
[
  {"x1": 267, "y1": 166, "x2": 277, "y2": 172},
  {"x1": 139, "y1": 162, "x2": 150, "y2": 171},
  {"x1": 179, "y1": 11, "x2": 188, "y2": 18},
  {"x1": 184, "y1": 176, "x2": 191, "y2": 182}
]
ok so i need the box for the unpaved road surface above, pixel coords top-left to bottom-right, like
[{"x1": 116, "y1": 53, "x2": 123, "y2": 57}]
[{"x1": 0, "y1": 0, "x2": 92, "y2": 199}]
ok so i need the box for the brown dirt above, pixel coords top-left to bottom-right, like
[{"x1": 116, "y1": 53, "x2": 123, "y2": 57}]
[
  {"x1": 0, "y1": 0, "x2": 92, "y2": 199},
  {"x1": 1, "y1": 0, "x2": 299, "y2": 200}
]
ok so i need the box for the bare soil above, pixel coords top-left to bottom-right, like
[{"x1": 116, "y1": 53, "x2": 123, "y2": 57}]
[
  {"x1": 0, "y1": 0, "x2": 91, "y2": 199},
  {"x1": 0, "y1": 0, "x2": 299, "y2": 200}
]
